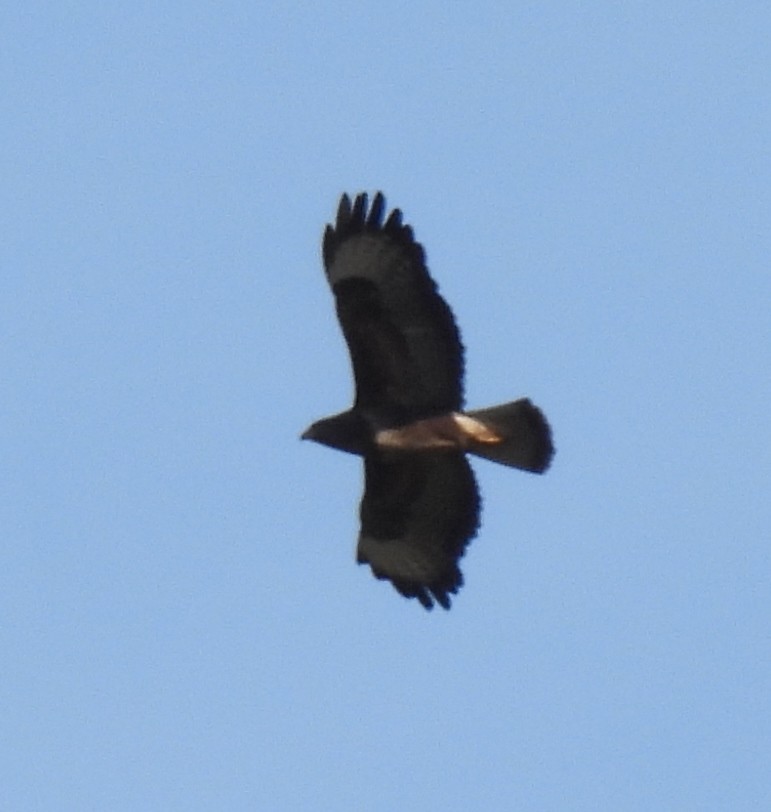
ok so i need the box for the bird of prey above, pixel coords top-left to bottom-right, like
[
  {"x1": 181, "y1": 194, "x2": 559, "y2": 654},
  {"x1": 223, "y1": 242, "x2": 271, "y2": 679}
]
[{"x1": 302, "y1": 192, "x2": 553, "y2": 610}]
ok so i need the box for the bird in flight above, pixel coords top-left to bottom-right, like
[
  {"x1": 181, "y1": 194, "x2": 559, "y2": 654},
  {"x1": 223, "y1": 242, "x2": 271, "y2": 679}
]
[{"x1": 302, "y1": 192, "x2": 553, "y2": 609}]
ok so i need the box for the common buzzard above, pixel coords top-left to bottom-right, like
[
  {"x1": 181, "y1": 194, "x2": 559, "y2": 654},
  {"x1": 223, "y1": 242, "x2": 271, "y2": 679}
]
[{"x1": 302, "y1": 193, "x2": 553, "y2": 609}]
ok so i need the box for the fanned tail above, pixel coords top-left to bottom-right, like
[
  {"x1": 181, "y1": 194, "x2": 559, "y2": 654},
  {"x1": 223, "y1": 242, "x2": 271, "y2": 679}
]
[{"x1": 464, "y1": 399, "x2": 553, "y2": 473}]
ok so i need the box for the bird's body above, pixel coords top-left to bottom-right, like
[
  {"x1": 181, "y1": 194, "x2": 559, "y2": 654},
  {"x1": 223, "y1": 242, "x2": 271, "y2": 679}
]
[{"x1": 302, "y1": 192, "x2": 553, "y2": 609}]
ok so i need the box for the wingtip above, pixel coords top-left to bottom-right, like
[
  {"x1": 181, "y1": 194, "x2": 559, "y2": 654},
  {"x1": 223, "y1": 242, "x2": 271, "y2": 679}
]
[
  {"x1": 336, "y1": 193, "x2": 352, "y2": 225},
  {"x1": 350, "y1": 192, "x2": 367, "y2": 225},
  {"x1": 368, "y1": 191, "x2": 385, "y2": 227},
  {"x1": 384, "y1": 207, "x2": 403, "y2": 230},
  {"x1": 335, "y1": 192, "x2": 389, "y2": 226}
]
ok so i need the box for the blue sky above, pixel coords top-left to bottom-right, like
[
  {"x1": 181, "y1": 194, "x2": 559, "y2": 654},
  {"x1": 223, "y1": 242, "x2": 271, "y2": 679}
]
[{"x1": 2, "y1": 3, "x2": 770, "y2": 809}]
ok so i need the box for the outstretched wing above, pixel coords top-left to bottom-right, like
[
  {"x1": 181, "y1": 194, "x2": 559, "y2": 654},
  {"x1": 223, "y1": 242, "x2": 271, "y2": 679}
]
[
  {"x1": 356, "y1": 451, "x2": 480, "y2": 610},
  {"x1": 323, "y1": 192, "x2": 464, "y2": 423}
]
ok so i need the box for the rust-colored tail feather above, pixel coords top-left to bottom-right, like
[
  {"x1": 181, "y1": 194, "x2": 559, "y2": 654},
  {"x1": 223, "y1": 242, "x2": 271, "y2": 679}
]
[{"x1": 465, "y1": 399, "x2": 554, "y2": 473}]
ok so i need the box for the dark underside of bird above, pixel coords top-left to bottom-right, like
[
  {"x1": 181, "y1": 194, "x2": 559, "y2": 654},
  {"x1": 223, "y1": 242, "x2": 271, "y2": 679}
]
[{"x1": 302, "y1": 192, "x2": 554, "y2": 610}]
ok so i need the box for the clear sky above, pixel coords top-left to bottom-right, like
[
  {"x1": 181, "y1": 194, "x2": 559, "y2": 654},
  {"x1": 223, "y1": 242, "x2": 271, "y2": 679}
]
[{"x1": 2, "y1": 3, "x2": 769, "y2": 810}]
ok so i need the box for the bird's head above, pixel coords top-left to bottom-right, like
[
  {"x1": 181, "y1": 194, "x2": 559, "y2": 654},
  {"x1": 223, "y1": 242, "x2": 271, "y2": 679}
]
[{"x1": 301, "y1": 410, "x2": 370, "y2": 456}]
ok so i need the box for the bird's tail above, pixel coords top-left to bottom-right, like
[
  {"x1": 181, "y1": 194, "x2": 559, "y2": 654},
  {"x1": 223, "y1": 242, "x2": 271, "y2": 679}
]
[{"x1": 464, "y1": 399, "x2": 554, "y2": 473}]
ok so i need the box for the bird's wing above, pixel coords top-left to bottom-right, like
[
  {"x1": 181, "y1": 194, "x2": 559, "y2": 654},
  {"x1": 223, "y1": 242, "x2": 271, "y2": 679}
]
[
  {"x1": 356, "y1": 450, "x2": 480, "y2": 610},
  {"x1": 323, "y1": 192, "x2": 464, "y2": 423}
]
